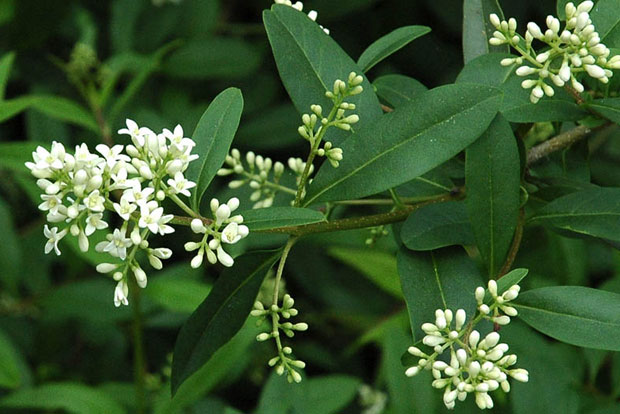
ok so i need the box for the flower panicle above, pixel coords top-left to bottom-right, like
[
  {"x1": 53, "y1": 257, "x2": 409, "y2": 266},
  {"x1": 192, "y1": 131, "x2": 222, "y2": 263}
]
[
  {"x1": 488, "y1": 2, "x2": 620, "y2": 103},
  {"x1": 27, "y1": 119, "x2": 249, "y2": 307},
  {"x1": 251, "y1": 294, "x2": 308, "y2": 383},
  {"x1": 404, "y1": 280, "x2": 528, "y2": 410}
]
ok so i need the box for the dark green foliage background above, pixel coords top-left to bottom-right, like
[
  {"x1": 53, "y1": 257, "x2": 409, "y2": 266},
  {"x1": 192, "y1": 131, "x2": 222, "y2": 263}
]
[{"x1": 1, "y1": 0, "x2": 620, "y2": 413}]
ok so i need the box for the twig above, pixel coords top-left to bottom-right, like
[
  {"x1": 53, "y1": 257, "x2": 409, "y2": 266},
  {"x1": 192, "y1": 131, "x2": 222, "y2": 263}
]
[
  {"x1": 526, "y1": 124, "x2": 607, "y2": 165},
  {"x1": 497, "y1": 208, "x2": 525, "y2": 278}
]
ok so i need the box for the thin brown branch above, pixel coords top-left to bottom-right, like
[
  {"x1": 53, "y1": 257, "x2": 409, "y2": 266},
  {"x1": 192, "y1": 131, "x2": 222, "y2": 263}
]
[
  {"x1": 170, "y1": 192, "x2": 462, "y2": 236},
  {"x1": 497, "y1": 208, "x2": 525, "y2": 278},
  {"x1": 257, "y1": 192, "x2": 460, "y2": 236},
  {"x1": 563, "y1": 85, "x2": 586, "y2": 105},
  {"x1": 526, "y1": 124, "x2": 611, "y2": 165},
  {"x1": 94, "y1": 106, "x2": 113, "y2": 146}
]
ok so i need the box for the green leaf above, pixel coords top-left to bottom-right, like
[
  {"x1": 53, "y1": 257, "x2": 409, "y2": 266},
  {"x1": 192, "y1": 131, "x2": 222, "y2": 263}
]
[
  {"x1": 462, "y1": 0, "x2": 508, "y2": 63},
  {"x1": 109, "y1": 0, "x2": 143, "y2": 53},
  {"x1": 466, "y1": 115, "x2": 520, "y2": 277},
  {"x1": 0, "y1": 196, "x2": 21, "y2": 294},
  {"x1": 382, "y1": 324, "x2": 437, "y2": 414},
  {"x1": 186, "y1": 88, "x2": 244, "y2": 211},
  {"x1": 146, "y1": 278, "x2": 212, "y2": 314},
  {"x1": 482, "y1": 268, "x2": 529, "y2": 302},
  {"x1": 171, "y1": 250, "x2": 279, "y2": 395},
  {"x1": 529, "y1": 187, "x2": 620, "y2": 242},
  {"x1": 397, "y1": 247, "x2": 484, "y2": 341},
  {"x1": 515, "y1": 286, "x2": 620, "y2": 351},
  {"x1": 263, "y1": 5, "x2": 381, "y2": 143},
  {"x1": 28, "y1": 96, "x2": 99, "y2": 132},
  {"x1": 0, "y1": 51, "x2": 15, "y2": 100},
  {"x1": 401, "y1": 201, "x2": 475, "y2": 251},
  {"x1": 241, "y1": 207, "x2": 326, "y2": 231},
  {"x1": 40, "y1": 279, "x2": 132, "y2": 323},
  {"x1": 591, "y1": 0, "x2": 620, "y2": 47},
  {"x1": 155, "y1": 319, "x2": 259, "y2": 414},
  {"x1": 0, "y1": 97, "x2": 33, "y2": 123},
  {"x1": 0, "y1": 95, "x2": 98, "y2": 131},
  {"x1": 357, "y1": 25, "x2": 431, "y2": 72},
  {"x1": 108, "y1": 42, "x2": 179, "y2": 123},
  {"x1": 304, "y1": 83, "x2": 502, "y2": 205},
  {"x1": 162, "y1": 37, "x2": 263, "y2": 80},
  {"x1": 0, "y1": 382, "x2": 126, "y2": 414},
  {"x1": 496, "y1": 268, "x2": 529, "y2": 294},
  {"x1": 502, "y1": 321, "x2": 582, "y2": 414},
  {"x1": 0, "y1": 328, "x2": 21, "y2": 389},
  {"x1": 457, "y1": 53, "x2": 587, "y2": 122},
  {"x1": 587, "y1": 98, "x2": 620, "y2": 125},
  {"x1": 373, "y1": 74, "x2": 427, "y2": 108},
  {"x1": 328, "y1": 246, "x2": 403, "y2": 298},
  {"x1": 256, "y1": 374, "x2": 360, "y2": 414}
]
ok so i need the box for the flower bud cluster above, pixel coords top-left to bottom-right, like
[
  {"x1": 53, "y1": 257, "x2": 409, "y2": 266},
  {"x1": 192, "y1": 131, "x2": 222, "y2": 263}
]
[
  {"x1": 404, "y1": 281, "x2": 528, "y2": 410},
  {"x1": 358, "y1": 384, "x2": 388, "y2": 414},
  {"x1": 251, "y1": 294, "x2": 308, "y2": 383},
  {"x1": 185, "y1": 197, "x2": 249, "y2": 268},
  {"x1": 273, "y1": 0, "x2": 330, "y2": 35},
  {"x1": 26, "y1": 119, "x2": 205, "y2": 307},
  {"x1": 475, "y1": 279, "x2": 520, "y2": 325},
  {"x1": 489, "y1": 2, "x2": 620, "y2": 103},
  {"x1": 298, "y1": 72, "x2": 363, "y2": 167},
  {"x1": 365, "y1": 225, "x2": 389, "y2": 246},
  {"x1": 217, "y1": 149, "x2": 291, "y2": 209}
]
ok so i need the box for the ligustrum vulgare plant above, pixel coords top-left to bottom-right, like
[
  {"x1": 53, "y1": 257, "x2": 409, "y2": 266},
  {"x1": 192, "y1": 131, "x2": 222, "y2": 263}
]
[{"x1": 2, "y1": 0, "x2": 620, "y2": 413}]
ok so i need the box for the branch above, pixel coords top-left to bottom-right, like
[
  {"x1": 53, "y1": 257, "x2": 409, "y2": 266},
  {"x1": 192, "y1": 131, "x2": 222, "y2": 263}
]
[
  {"x1": 170, "y1": 192, "x2": 461, "y2": 235},
  {"x1": 257, "y1": 192, "x2": 460, "y2": 236},
  {"x1": 497, "y1": 208, "x2": 525, "y2": 278},
  {"x1": 526, "y1": 124, "x2": 609, "y2": 165}
]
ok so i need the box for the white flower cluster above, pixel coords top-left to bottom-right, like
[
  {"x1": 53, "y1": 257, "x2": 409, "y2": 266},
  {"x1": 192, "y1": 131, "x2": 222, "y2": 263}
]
[
  {"x1": 217, "y1": 149, "x2": 290, "y2": 209},
  {"x1": 489, "y1": 2, "x2": 620, "y2": 103},
  {"x1": 274, "y1": 0, "x2": 330, "y2": 35},
  {"x1": 404, "y1": 280, "x2": 528, "y2": 410},
  {"x1": 251, "y1": 294, "x2": 308, "y2": 383},
  {"x1": 185, "y1": 197, "x2": 249, "y2": 268},
  {"x1": 26, "y1": 119, "x2": 220, "y2": 307}
]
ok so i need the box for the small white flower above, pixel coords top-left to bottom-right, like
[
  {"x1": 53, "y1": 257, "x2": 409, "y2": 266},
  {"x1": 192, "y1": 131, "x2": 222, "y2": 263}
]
[
  {"x1": 190, "y1": 218, "x2": 207, "y2": 234},
  {"x1": 43, "y1": 225, "x2": 67, "y2": 255},
  {"x1": 113, "y1": 197, "x2": 137, "y2": 221},
  {"x1": 166, "y1": 171, "x2": 196, "y2": 197},
  {"x1": 215, "y1": 204, "x2": 231, "y2": 226},
  {"x1": 221, "y1": 222, "x2": 250, "y2": 244},
  {"x1": 96, "y1": 228, "x2": 132, "y2": 259},
  {"x1": 139, "y1": 203, "x2": 164, "y2": 234},
  {"x1": 157, "y1": 213, "x2": 175, "y2": 235},
  {"x1": 163, "y1": 124, "x2": 195, "y2": 151},
  {"x1": 83, "y1": 190, "x2": 105, "y2": 212},
  {"x1": 110, "y1": 167, "x2": 138, "y2": 190},
  {"x1": 117, "y1": 119, "x2": 153, "y2": 148},
  {"x1": 114, "y1": 280, "x2": 129, "y2": 307},
  {"x1": 85, "y1": 213, "x2": 108, "y2": 236},
  {"x1": 216, "y1": 245, "x2": 234, "y2": 267},
  {"x1": 38, "y1": 194, "x2": 64, "y2": 214},
  {"x1": 133, "y1": 265, "x2": 148, "y2": 288},
  {"x1": 96, "y1": 144, "x2": 130, "y2": 168},
  {"x1": 151, "y1": 247, "x2": 172, "y2": 259},
  {"x1": 96, "y1": 263, "x2": 118, "y2": 274},
  {"x1": 122, "y1": 183, "x2": 154, "y2": 207}
]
